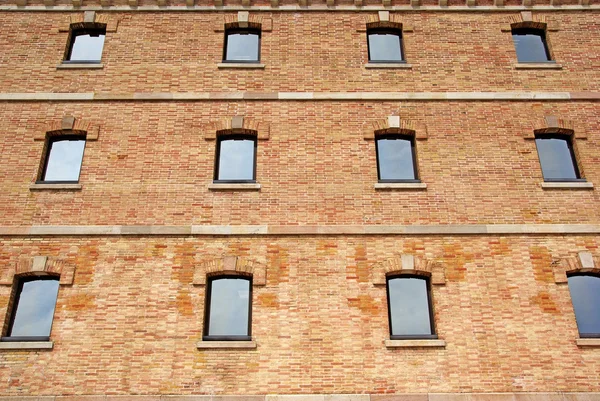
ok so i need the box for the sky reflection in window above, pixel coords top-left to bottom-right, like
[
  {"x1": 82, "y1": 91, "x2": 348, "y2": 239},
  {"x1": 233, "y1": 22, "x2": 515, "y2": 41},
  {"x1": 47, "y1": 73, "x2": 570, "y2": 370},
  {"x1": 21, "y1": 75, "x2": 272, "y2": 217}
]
[
  {"x1": 388, "y1": 277, "x2": 432, "y2": 336},
  {"x1": 568, "y1": 275, "x2": 600, "y2": 336},
  {"x1": 216, "y1": 138, "x2": 255, "y2": 181},
  {"x1": 368, "y1": 32, "x2": 403, "y2": 62},
  {"x1": 10, "y1": 278, "x2": 59, "y2": 338},
  {"x1": 207, "y1": 278, "x2": 250, "y2": 336},
  {"x1": 43, "y1": 138, "x2": 85, "y2": 182},
  {"x1": 69, "y1": 33, "x2": 105, "y2": 62},
  {"x1": 377, "y1": 137, "x2": 416, "y2": 181}
]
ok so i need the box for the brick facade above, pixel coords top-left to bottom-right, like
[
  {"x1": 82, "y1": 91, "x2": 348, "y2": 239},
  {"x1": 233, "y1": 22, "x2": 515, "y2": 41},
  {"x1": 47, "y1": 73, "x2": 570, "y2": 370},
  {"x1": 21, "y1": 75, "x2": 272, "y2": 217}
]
[{"x1": 0, "y1": 2, "x2": 599, "y2": 398}]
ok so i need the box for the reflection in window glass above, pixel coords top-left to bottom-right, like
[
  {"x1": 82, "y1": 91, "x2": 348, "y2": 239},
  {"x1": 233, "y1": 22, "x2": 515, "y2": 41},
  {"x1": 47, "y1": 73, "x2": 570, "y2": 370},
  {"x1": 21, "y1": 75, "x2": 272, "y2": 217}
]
[
  {"x1": 215, "y1": 137, "x2": 256, "y2": 182},
  {"x1": 68, "y1": 30, "x2": 106, "y2": 62},
  {"x1": 368, "y1": 31, "x2": 403, "y2": 62},
  {"x1": 376, "y1": 136, "x2": 416, "y2": 181},
  {"x1": 387, "y1": 277, "x2": 433, "y2": 337},
  {"x1": 535, "y1": 136, "x2": 579, "y2": 180},
  {"x1": 206, "y1": 277, "x2": 251, "y2": 338},
  {"x1": 225, "y1": 31, "x2": 260, "y2": 62},
  {"x1": 568, "y1": 275, "x2": 600, "y2": 337},
  {"x1": 42, "y1": 137, "x2": 86, "y2": 182},
  {"x1": 9, "y1": 278, "x2": 59, "y2": 338},
  {"x1": 512, "y1": 29, "x2": 551, "y2": 63}
]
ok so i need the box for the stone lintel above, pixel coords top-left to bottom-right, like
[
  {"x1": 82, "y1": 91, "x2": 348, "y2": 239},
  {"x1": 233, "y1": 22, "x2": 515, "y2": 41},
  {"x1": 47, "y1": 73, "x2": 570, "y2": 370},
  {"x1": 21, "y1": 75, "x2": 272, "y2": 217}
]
[
  {"x1": 196, "y1": 340, "x2": 257, "y2": 349},
  {"x1": 0, "y1": 341, "x2": 53, "y2": 350},
  {"x1": 385, "y1": 339, "x2": 446, "y2": 348}
]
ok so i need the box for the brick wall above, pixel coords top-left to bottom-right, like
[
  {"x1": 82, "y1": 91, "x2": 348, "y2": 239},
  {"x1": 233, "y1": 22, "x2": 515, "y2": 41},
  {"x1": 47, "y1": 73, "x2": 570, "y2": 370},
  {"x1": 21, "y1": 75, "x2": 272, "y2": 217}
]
[{"x1": 0, "y1": 236, "x2": 599, "y2": 395}]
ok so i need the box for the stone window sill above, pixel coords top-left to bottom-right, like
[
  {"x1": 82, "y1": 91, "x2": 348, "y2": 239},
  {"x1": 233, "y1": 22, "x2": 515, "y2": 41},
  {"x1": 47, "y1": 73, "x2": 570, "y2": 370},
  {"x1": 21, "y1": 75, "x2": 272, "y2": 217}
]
[
  {"x1": 57, "y1": 63, "x2": 104, "y2": 70},
  {"x1": 541, "y1": 182, "x2": 593, "y2": 189},
  {"x1": 30, "y1": 183, "x2": 82, "y2": 191},
  {"x1": 385, "y1": 339, "x2": 446, "y2": 348},
  {"x1": 217, "y1": 63, "x2": 265, "y2": 69},
  {"x1": 514, "y1": 63, "x2": 562, "y2": 70},
  {"x1": 208, "y1": 183, "x2": 261, "y2": 191},
  {"x1": 0, "y1": 341, "x2": 53, "y2": 350},
  {"x1": 365, "y1": 63, "x2": 413, "y2": 69},
  {"x1": 576, "y1": 338, "x2": 600, "y2": 347},
  {"x1": 197, "y1": 340, "x2": 257, "y2": 349},
  {"x1": 374, "y1": 182, "x2": 427, "y2": 190}
]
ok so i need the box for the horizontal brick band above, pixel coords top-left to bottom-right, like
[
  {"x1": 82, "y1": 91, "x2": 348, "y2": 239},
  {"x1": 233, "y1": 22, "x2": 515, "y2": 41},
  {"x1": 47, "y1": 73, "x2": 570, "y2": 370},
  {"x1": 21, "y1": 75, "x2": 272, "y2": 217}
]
[
  {"x1": 1, "y1": 92, "x2": 599, "y2": 101},
  {"x1": 0, "y1": 224, "x2": 599, "y2": 236},
  {"x1": 1, "y1": 4, "x2": 600, "y2": 11},
  {"x1": 0, "y1": 394, "x2": 599, "y2": 401}
]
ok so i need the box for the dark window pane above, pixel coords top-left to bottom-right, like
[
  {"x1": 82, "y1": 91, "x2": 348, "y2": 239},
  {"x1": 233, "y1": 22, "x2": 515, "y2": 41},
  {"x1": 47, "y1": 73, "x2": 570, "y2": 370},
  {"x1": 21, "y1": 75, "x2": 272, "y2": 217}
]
[
  {"x1": 216, "y1": 138, "x2": 255, "y2": 181},
  {"x1": 207, "y1": 278, "x2": 250, "y2": 336},
  {"x1": 535, "y1": 136, "x2": 578, "y2": 180},
  {"x1": 9, "y1": 278, "x2": 59, "y2": 337},
  {"x1": 225, "y1": 32, "x2": 260, "y2": 62},
  {"x1": 388, "y1": 277, "x2": 432, "y2": 336},
  {"x1": 69, "y1": 33, "x2": 105, "y2": 62},
  {"x1": 512, "y1": 29, "x2": 550, "y2": 62},
  {"x1": 568, "y1": 275, "x2": 600, "y2": 336},
  {"x1": 43, "y1": 138, "x2": 86, "y2": 182},
  {"x1": 376, "y1": 137, "x2": 416, "y2": 181},
  {"x1": 368, "y1": 32, "x2": 403, "y2": 62}
]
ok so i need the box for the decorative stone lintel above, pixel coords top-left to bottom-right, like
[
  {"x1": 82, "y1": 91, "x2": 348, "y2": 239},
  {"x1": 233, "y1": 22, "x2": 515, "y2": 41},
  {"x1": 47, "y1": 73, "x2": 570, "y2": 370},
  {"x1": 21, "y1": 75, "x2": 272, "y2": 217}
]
[
  {"x1": 385, "y1": 339, "x2": 446, "y2": 348},
  {"x1": 197, "y1": 341, "x2": 257, "y2": 349},
  {"x1": 541, "y1": 182, "x2": 593, "y2": 189},
  {"x1": 194, "y1": 256, "x2": 267, "y2": 286},
  {"x1": 0, "y1": 341, "x2": 54, "y2": 350},
  {"x1": 372, "y1": 254, "x2": 446, "y2": 285},
  {"x1": 553, "y1": 251, "x2": 599, "y2": 283}
]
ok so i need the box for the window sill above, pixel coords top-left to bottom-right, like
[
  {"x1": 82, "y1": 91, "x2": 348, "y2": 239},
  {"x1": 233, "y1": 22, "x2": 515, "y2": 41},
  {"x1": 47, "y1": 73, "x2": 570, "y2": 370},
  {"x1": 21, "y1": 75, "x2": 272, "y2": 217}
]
[
  {"x1": 208, "y1": 183, "x2": 261, "y2": 191},
  {"x1": 365, "y1": 63, "x2": 412, "y2": 69},
  {"x1": 30, "y1": 183, "x2": 82, "y2": 191},
  {"x1": 576, "y1": 338, "x2": 600, "y2": 347},
  {"x1": 196, "y1": 340, "x2": 257, "y2": 349},
  {"x1": 217, "y1": 63, "x2": 265, "y2": 69},
  {"x1": 0, "y1": 341, "x2": 53, "y2": 350},
  {"x1": 541, "y1": 182, "x2": 593, "y2": 189},
  {"x1": 57, "y1": 63, "x2": 104, "y2": 70},
  {"x1": 514, "y1": 63, "x2": 562, "y2": 70},
  {"x1": 374, "y1": 182, "x2": 427, "y2": 190},
  {"x1": 385, "y1": 339, "x2": 446, "y2": 348}
]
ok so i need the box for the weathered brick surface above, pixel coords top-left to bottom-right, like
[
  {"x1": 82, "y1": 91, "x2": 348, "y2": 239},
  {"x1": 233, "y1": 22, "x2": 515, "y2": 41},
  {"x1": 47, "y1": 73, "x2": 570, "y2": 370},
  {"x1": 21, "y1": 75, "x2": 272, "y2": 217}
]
[
  {"x1": 0, "y1": 12, "x2": 599, "y2": 93},
  {"x1": 0, "y1": 236, "x2": 599, "y2": 394},
  {"x1": 0, "y1": 101, "x2": 598, "y2": 226}
]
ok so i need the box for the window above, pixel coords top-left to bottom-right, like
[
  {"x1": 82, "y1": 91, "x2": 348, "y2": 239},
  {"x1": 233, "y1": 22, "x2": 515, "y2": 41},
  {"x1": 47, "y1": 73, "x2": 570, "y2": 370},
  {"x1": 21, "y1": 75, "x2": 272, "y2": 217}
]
[
  {"x1": 375, "y1": 134, "x2": 419, "y2": 182},
  {"x1": 203, "y1": 276, "x2": 252, "y2": 341},
  {"x1": 2, "y1": 276, "x2": 60, "y2": 342},
  {"x1": 535, "y1": 134, "x2": 581, "y2": 181},
  {"x1": 512, "y1": 28, "x2": 551, "y2": 63},
  {"x1": 39, "y1": 135, "x2": 86, "y2": 183},
  {"x1": 367, "y1": 28, "x2": 404, "y2": 63},
  {"x1": 65, "y1": 26, "x2": 106, "y2": 63},
  {"x1": 223, "y1": 28, "x2": 260, "y2": 63},
  {"x1": 386, "y1": 275, "x2": 437, "y2": 339},
  {"x1": 214, "y1": 135, "x2": 257, "y2": 183},
  {"x1": 567, "y1": 274, "x2": 600, "y2": 338}
]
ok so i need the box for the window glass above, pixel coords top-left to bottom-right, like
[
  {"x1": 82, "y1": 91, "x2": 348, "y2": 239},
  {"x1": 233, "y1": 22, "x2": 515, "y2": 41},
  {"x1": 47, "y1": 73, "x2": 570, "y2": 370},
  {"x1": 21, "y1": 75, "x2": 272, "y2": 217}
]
[
  {"x1": 368, "y1": 31, "x2": 403, "y2": 62},
  {"x1": 68, "y1": 30, "x2": 106, "y2": 62},
  {"x1": 225, "y1": 31, "x2": 260, "y2": 62},
  {"x1": 512, "y1": 29, "x2": 551, "y2": 63},
  {"x1": 42, "y1": 137, "x2": 86, "y2": 182},
  {"x1": 8, "y1": 278, "x2": 60, "y2": 338},
  {"x1": 567, "y1": 275, "x2": 600, "y2": 337},
  {"x1": 376, "y1": 136, "x2": 416, "y2": 181},
  {"x1": 387, "y1": 277, "x2": 433, "y2": 337},
  {"x1": 535, "y1": 136, "x2": 579, "y2": 180},
  {"x1": 206, "y1": 277, "x2": 251, "y2": 337},
  {"x1": 215, "y1": 137, "x2": 256, "y2": 182}
]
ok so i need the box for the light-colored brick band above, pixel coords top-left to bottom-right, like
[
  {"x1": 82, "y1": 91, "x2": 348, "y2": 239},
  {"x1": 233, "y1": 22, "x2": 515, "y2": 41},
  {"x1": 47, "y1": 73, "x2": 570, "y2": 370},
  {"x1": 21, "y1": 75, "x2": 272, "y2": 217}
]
[
  {"x1": 0, "y1": 91, "x2": 599, "y2": 101},
  {"x1": 0, "y1": 394, "x2": 599, "y2": 401},
  {"x1": 0, "y1": 224, "x2": 599, "y2": 236},
  {"x1": 2, "y1": 4, "x2": 600, "y2": 11}
]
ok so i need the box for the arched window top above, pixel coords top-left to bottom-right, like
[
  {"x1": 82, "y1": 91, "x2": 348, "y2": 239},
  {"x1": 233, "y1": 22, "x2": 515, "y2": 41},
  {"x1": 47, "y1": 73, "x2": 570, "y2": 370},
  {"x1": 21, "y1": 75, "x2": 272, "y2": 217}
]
[{"x1": 567, "y1": 274, "x2": 600, "y2": 338}]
